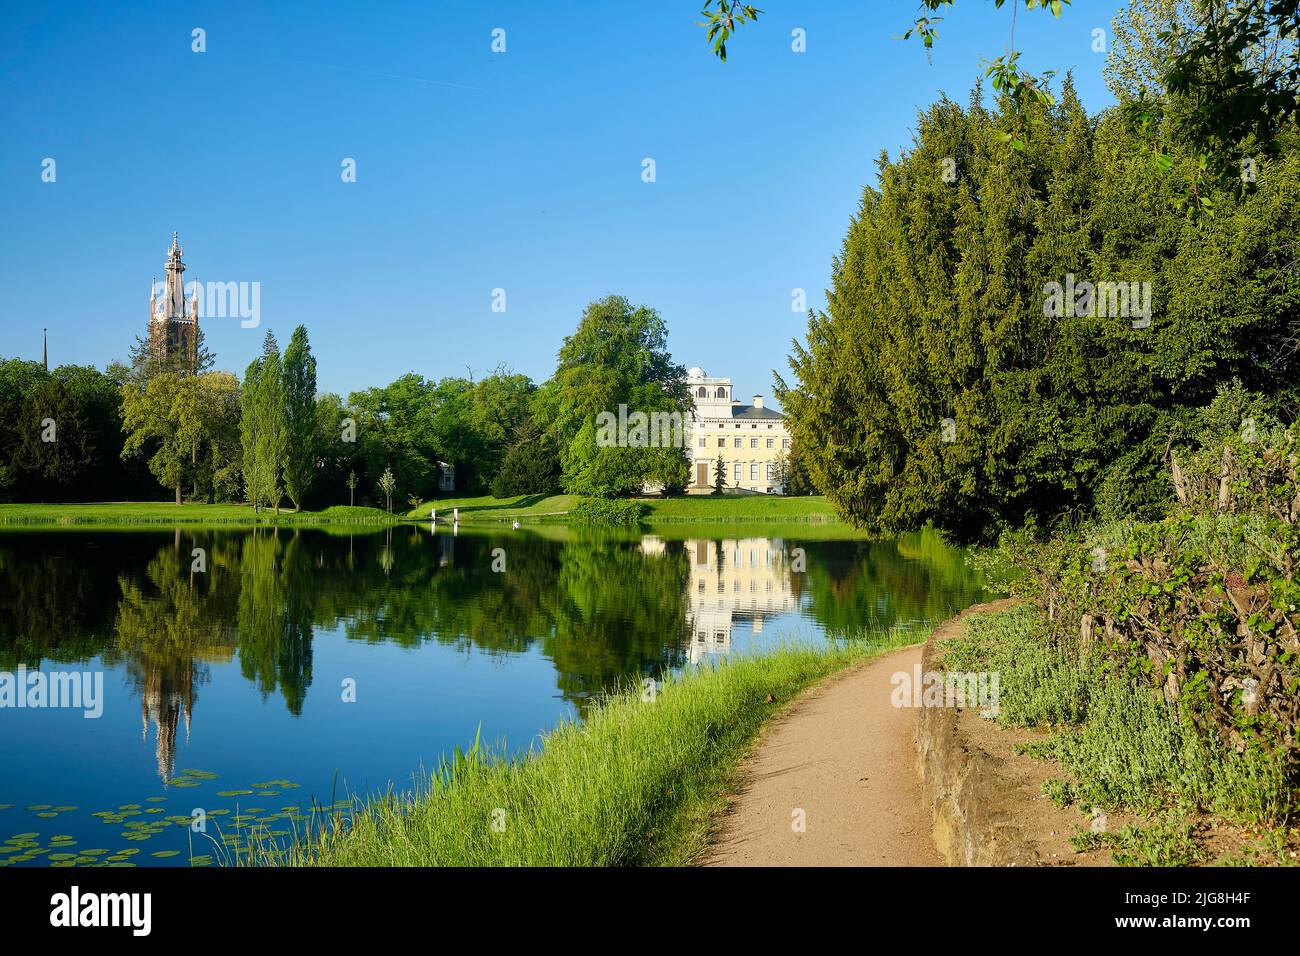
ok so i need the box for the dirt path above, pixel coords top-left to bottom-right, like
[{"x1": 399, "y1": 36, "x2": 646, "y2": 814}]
[{"x1": 702, "y1": 642, "x2": 941, "y2": 867}]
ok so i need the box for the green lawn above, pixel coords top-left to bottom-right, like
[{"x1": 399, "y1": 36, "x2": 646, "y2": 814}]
[
  {"x1": 407, "y1": 494, "x2": 581, "y2": 522},
  {"x1": 0, "y1": 494, "x2": 842, "y2": 528},
  {"x1": 407, "y1": 493, "x2": 840, "y2": 524},
  {"x1": 0, "y1": 502, "x2": 400, "y2": 527},
  {"x1": 639, "y1": 494, "x2": 838, "y2": 523}
]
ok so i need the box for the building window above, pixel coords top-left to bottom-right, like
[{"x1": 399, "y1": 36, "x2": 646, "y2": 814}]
[
  {"x1": 750, "y1": 438, "x2": 758, "y2": 448},
  {"x1": 696, "y1": 386, "x2": 706, "y2": 398},
  {"x1": 767, "y1": 423, "x2": 773, "y2": 429},
  {"x1": 698, "y1": 437, "x2": 706, "y2": 448},
  {"x1": 750, "y1": 463, "x2": 759, "y2": 481},
  {"x1": 766, "y1": 438, "x2": 774, "y2": 448},
  {"x1": 717, "y1": 437, "x2": 725, "y2": 448},
  {"x1": 733, "y1": 462, "x2": 742, "y2": 482},
  {"x1": 782, "y1": 438, "x2": 791, "y2": 449},
  {"x1": 715, "y1": 386, "x2": 727, "y2": 398},
  {"x1": 733, "y1": 437, "x2": 741, "y2": 448},
  {"x1": 751, "y1": 424, "x2": 757, "y2": 429},
  {"x1": 766, "y1": 462, "x2": 774, "y2": 480}
]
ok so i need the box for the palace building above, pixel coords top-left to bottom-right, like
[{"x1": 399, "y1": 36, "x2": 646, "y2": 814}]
[
  {"x1": 147, "y1": 231, "x2": 201, "y2": 374},
  {"x1": 685, "y1": 366, "x2": 790, "y2": 494}
]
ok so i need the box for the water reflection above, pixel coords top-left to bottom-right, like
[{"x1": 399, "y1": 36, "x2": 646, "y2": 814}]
[{"x1": 0, "y1": 525, "x2": 983, "y2": 785}]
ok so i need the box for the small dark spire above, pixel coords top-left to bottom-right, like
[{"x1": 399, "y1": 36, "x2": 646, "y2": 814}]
[{"x1": 42, "y1": 327, "x2": 48, "y2": 371}]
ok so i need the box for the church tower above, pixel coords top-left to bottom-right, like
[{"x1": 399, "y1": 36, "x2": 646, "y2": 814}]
[{"x1": 147, "y1": 232, "x2": 201, "y2": 374}]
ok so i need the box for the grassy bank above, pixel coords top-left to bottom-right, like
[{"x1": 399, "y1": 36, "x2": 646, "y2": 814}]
[
  {"x1": 939, "y1": 604, "x2": 1298, "y2": 865},
  {"x1": 1, "y1": 493, "x2": 842, "y2": 529},
  {"x1": 407, "y1": 493, "x2": 840, "y2": 525},
  {"x1": 0, "y1": 502, "x2": 402, "y2": 527},
  {"x1": 272, "y1": 634, "x2": 911, "y2": 867}
]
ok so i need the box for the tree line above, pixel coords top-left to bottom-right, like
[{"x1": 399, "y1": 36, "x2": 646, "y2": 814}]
[{"x1": 3, "y1": 294, "x2": 812, "y2": 509}]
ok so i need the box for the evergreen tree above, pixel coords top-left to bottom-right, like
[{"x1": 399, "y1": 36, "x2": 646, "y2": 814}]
[
  {"x1": 281, "y1": 325, "x2": 318, "y2": 511},
  {"x1": 241, "y1": 332, "x2": 287, "y2": 513},
  {"x1": 778, "y1": 80, "x2": 1300, "y2": 538}
]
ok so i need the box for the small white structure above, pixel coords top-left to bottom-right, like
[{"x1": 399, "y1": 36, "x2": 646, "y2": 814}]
[{"x1": 437, "y1": 461, "x2": 455, "y2": 492}]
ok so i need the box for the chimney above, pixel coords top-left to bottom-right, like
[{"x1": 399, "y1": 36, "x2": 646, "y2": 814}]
[{"x1": 753, "y1": 395, "x2": 763, "y2": 409}]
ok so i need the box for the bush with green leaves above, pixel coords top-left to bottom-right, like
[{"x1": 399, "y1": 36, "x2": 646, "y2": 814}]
[
  {"x1": 943, "y1": 604, "x2": 1295, "y2": 825},
  {"x1": 569, "y1": 498, "x2": 648, "y2": 527}
]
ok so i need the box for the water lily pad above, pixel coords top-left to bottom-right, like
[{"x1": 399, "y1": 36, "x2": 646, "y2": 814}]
[
  {"x1": 189, "y1": 855, "x2": 212, "y2": 867},
  {"x1": 7, "y1": 832, "x2": 39, "y2": 841},
  {"x1": 118, "y1": 804, "x2": 141, "y2": 810},
  {"x1": 48, "y1": 853, "x2": 78, "y2": 861},
  {"x1": 52, "y1": 806, "x2": 77, "y2": 813},
  {"x1": 24, "y1": 805, "x2": 51, "y2": 812},
  {"x1": 146, "y1": 796, "x2": 167, "y2": 803},
  {"x1": 217, "y1": 790, "x2": 254, "y2": 798},
  {"x1": 34, "y1": 812, "x2": 58, "y2": 818},
  {"x1": 150, "y1": 850, "x2": 181, "y2": 858},
  {"x1": 167, "y1": 779, "x2": 199, "y2": 788}
]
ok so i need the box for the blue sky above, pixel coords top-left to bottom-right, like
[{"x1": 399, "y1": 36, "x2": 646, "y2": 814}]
[{"x1": 1, "y1": 0, "x2": 1122, "y2": 403}]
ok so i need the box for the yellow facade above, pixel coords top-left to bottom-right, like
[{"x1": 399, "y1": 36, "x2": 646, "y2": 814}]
[{"x1": 685, "y1": 367, "x2": 790, "y2": 494}]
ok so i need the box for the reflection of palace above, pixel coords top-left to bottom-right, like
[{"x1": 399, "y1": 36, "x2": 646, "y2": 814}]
[{"x1": 682, "y1": 538, "x2": 798, "y2": 663}]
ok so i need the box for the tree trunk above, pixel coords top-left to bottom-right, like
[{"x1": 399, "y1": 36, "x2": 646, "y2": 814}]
[
  {"x1": 1216, "y1": 445, "x2": 1233, "y2": 512},
  {"x1": 175, "y1": 481, "x2": 182, "y2": 506},
  {"x1": 1169, "y1": 453, "x2": 1188, "y2": 504}
]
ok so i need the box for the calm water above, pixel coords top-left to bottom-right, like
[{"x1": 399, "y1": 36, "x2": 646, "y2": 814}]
[{"x1": 0, "y1": 523, "x2": 983, "y2": 866}]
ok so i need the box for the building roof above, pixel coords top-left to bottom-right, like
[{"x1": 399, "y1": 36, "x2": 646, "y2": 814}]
[
  {"x1": 694, "y1": 403, "x2": 785, "y2": 421},
  {"x1": 731, "y1": 404, "x2": 784, "y2": 420}
]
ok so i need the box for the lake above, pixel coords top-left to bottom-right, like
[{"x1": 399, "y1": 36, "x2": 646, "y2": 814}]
[{"x1": 0, "y1": 523, "x2": 984, "y2": 866}]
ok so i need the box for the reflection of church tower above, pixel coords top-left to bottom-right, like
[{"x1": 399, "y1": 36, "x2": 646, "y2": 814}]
[
  {"x1": 147, "y1": 232, "x2": 201, "y2": 374},
  {"x1": 139, "y1": 666, "x2": 194, "y2": 782}
]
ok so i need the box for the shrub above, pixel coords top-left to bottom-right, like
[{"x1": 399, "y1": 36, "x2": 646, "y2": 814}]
[
  {"x1": 491, "y1": 430, "x2": 561, "y2": 498},
  {"x1": 570, "y1": 498, "x2": 648, "y2": 526}
]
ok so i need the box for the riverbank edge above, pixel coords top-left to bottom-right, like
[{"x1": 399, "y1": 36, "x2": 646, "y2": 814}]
[
  {"x1": 0, "y1": 504, "x2": 405, "y2": 527},
  {"x1": 916, "y1": 598, "x2": 1042, "y2": 866},
  {"x1": 0, "y1": 496, "x2": 846, "y2": 529},
  {"x1": 276, "y1": 640, "x2": 918, "y2": 867}
]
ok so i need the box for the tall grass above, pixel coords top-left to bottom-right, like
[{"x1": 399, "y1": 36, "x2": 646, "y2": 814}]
[
  {"x1": 939, "y1": 605, "x2": 1295, "y2": 826},
  {"x1": 265, "y1": 634, "x2": 911, "y2": 867}
]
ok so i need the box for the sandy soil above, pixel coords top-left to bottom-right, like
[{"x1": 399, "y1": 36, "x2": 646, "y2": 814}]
[{"x1": 701, "y1": 643, "x2": 942, "y2": 867}]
